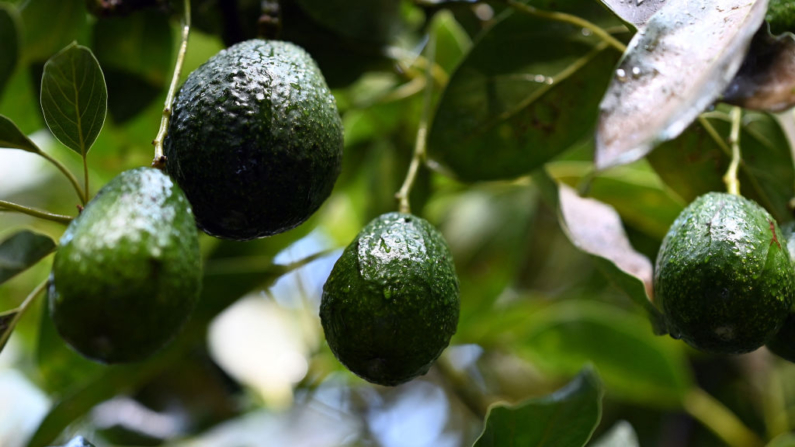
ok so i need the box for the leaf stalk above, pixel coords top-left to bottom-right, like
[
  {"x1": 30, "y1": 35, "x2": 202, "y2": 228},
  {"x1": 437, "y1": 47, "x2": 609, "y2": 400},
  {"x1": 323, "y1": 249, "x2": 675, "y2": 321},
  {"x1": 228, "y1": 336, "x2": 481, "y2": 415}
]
[
  {"x1": 0, "y1": 200, "x2": 73, "y2": 225},
  {"x1": 723, "y1": 107, "x2": 743, "y2": 195}
]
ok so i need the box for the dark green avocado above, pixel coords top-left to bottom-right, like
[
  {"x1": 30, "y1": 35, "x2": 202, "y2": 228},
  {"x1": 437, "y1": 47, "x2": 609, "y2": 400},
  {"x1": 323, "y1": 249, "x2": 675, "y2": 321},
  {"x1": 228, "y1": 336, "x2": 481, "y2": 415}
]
[
  {"x1": 49, "y1": 168, "x2": 202, "y2": 363},
  {"x1": 164, "y1": 39, "x2": 343, "y2": 241},
  {"x1": 320, "y1": 212, "x2": 460, "y2": 386},
  {"x1": 767, "y1": 0, "x2": 795, "y2": 35},
  {"x1": 766, "y1": 221, "x2": 795, "y2": 362},
  {"x1": 654, "y1": 192, "x2": 793, "y2": 354}
]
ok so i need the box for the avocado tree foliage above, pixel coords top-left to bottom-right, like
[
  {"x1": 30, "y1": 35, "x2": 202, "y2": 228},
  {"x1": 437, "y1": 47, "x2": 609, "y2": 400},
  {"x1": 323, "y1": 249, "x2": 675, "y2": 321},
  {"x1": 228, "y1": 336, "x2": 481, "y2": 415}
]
[{"x1": 3, "y1": 0, "x2": 795, "y2": 446}]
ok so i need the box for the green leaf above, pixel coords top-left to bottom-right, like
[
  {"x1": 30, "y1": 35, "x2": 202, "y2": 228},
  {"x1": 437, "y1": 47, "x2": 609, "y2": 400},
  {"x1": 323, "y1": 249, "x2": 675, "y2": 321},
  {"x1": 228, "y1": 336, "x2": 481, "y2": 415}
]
[
  {"x1": 0, "y1": 308, "x2": 20, "y2": 352},
  {"x1": 474, "y1": 367, "x2": 603, "y2": 447},
  {"x1": 597, "y1": 0, "x2": 665, "y2": 29},
  {"x1": 768, "y1": 434, "x2": 795, "y2": 447},
  {"x1": 40, "y1": 42, "x2": 107, "y2": 156},
  {"x1": 427, "y1": 9, "x2": 620, "y2": 181},
  {"x1": 723, "y1": 29, "x2": 795, "y2": 112},
  {"x1": 537, "y1": 171, "x2": 667, "y2": 333},
  {"x1": 590, "y1": 421, "x2": 639, "y2": 447},
  {"x1": 521, "y1": 301, "x2": 692, "y2": 407},
  {"x1": 91, "y1": 10, "x2": 173, "y2": 123},
  {"x1": 596, "y1": 0, "x2": 768, "y2": 169},
  {"x1": 20, "y1": 0, "x2": 87, "y2": 63},
  {"x1": 0, "y1": 114, "x2": 40, "y2": 152},
  {"x1": 430, "y1": 10, "x2": 472, "y2": 76},
  {"x1": 0, "y1": 230, "x2": 56, "y2": 285},
  {"x1": 0, "y1": 3, "x2": 20, "y2": 100},
  {"x1": 648, "y1": 111, "x2": 795, "y2": 223}
]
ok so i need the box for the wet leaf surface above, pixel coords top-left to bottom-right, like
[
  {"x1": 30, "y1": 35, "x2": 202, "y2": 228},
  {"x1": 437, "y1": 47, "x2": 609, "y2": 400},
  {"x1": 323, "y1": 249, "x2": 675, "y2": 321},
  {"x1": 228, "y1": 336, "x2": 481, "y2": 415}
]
[
  {"x1": 596, "y1": 0, "x2": 768, "y2": 169},
  {"x1": 597, "y1": 0, "x2": 666, "y2": 29}
]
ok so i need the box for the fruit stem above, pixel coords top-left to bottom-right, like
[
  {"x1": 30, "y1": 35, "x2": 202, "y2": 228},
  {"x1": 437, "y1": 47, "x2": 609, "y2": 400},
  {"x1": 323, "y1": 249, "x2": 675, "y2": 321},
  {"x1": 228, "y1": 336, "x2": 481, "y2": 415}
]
[
  {"x1": 723, "y1": 107, "x2": 743, "y2": 196},
  {"x1": 0, "y1": 279, "x2": 48, "y2": 351},
  {"x1": 505, "y1": 0, "x2": 627, "y2": 53},
  {"x1": 151, "y1": 0, "x2": 191, "y2": 169},
  {"x1": 37, "y1": 149, "x2": 87, "y2": 205},
  {"x1": 684, "y1": 387, "x2": 764, "y2": 447},
  {"x1": 396, "y1": 31, "x2": 437, "y2": 214},
  {"x1": 0, "y1": 200, "x2": 73, "y2": 225}
]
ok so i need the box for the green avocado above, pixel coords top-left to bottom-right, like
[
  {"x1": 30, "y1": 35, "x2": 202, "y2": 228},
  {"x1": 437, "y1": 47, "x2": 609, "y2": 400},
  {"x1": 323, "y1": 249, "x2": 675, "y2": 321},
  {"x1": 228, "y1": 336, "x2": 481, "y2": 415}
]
[
  {"x1": 767, "y1": 0, "x2": 795, "y2": 35},
  {"x1": 654, "y1": 192, "x2": 793, "y2": 354},
  {"x1": 320, "y1": 212, "x2": 460, "y2": 386},
  {"x1": 165, "y1": 39, "x2": 343, "y2": 241},
  {"x1": 50, "y1": 168, "x2": 202, "y2": 363},
  {"x1": 766, "y1": 221, "x2": 795, "y2": 361},
  {"x1": 63, "y1": 436, "x2": 96, "y2": 447}
]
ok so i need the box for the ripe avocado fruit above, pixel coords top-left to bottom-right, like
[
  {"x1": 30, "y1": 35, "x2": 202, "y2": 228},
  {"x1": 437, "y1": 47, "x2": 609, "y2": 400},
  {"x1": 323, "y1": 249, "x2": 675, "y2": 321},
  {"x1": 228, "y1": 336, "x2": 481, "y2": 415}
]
[
  {"x1": 164, "y1": 39, "x2": 343, "y2": 241},
  {"x1": 766, "y1": 221, "x2": 795, "y2": 361},
  {"x1": 49, "y1": 168, "x2": 202, "y2": 363},
  {"x1": 320, "y1": 212, "x2": 460, "y2": 386},
  {"x1": 767, "y1": 0, "x2": 795, "y2": 35},
  {"x1": 654, "y1": 192, "x2": 794, "y2": 354}
]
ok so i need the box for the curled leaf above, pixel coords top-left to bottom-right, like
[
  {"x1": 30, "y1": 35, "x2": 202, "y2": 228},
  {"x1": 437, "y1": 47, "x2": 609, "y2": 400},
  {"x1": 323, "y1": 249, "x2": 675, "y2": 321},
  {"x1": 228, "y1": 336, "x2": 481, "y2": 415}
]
[
  {"x1": 723, "y1": 28, "x2": 795, "y2": 112},
  {"x1": 0, "y1": 115, "x2": 40, "y2": 152},
  {"x1": 474, "y1": 367, "x2": 603, "y2": 447},
  {"x1": 0, "y1": 230, "x2": 56, "y2": 285},
  {"x1": 596, "y1": 0, "x2": 768, "y2": 169}
]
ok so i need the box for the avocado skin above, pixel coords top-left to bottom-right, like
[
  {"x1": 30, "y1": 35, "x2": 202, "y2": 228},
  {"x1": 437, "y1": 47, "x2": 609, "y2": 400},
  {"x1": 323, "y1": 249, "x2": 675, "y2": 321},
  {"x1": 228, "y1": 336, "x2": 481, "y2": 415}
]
[
  {"x1": 320, "y1": 212, "x2": 460, "y2": 386},
  {"x1": 655, "y1": 192, "x2": 793, "y2": 354},
  {"x1": 767, "y1": 0, "x2": 795, "y2": 35},
  {"x1": 766, "y1": 221, "x2": 795, "y2": 361},
  {"x1": 50, "y1": 168, "x2": 202, "y2": 363},
  {"x1": 164, "y1": 39, "x2": 343, "y2": 241}
]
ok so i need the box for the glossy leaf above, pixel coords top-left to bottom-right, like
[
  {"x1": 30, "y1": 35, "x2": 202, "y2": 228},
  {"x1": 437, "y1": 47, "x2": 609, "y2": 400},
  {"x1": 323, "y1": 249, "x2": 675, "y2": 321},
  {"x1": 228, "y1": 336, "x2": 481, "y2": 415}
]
[
  {"x1": 293, "y1": 0, "x2": 401, "y2": 44},
  {"x1": 0, "y1": 3, "x2": 20, "y2": 99},
  {"x1": 537, "y1": 173, "x2": 667, "y2": 333},
  {"x1": 427, "y1": 8, "x2": 619, "y2": 181},
  {"x1": 19, "y1": 0, "x2": 86, "y2": 63},
  {"x1": 474, "y1": 367, "x2": 603, "y2": 447},
  {"x1": 0, "y1": 230, "x2": 56, "y2": 285},
  {"x1": 91, "y1": 10, "x2": 172, "y2": 123},
  {"x1": 648, "y1": 111, "x2": 795, "y2": 223},
  {"x1": 40, "y1": 43, "x2": 107, "y2": 156},
  {"x1": 723, "y1": 29, "x2": 795, "y2": 112},
  {"x1": 521, "y1": 301, "x2": 691, "y2": 407},
  {"x1": 590, "y1": 421, "x2": 640, "y2": 447},
  {"x1": 596, "y1": 0, "x2": 768, "y2": 169},
  {"x1": 597, "y1": 0, "x2": 666, "y2": 29},
  {"x1": 0, "y1": 114, "x2": 40, "y2": 152}
]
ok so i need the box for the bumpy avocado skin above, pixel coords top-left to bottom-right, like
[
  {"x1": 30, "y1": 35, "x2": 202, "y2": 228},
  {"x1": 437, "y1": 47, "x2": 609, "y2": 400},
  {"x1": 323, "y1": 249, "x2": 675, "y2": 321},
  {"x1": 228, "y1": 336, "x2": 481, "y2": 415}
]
[
  {"x1": 164, "y1": 39, "x2": 344, "y2": 241},
  {"x1": 320, "y1": 213, "x2": 460, "y2": 386},
  {"x1": 767, "y1": 0, "x2": 795, "y2": 35},
  {"x1": 50, "y1": 168, "x2": 202, "y2": 363},
  {"x1": 766, "y1": 221, "x2": 795, "y2": 361},
  {"x1": 655, "y1": 192, "x2": 793, "y2": 354}
]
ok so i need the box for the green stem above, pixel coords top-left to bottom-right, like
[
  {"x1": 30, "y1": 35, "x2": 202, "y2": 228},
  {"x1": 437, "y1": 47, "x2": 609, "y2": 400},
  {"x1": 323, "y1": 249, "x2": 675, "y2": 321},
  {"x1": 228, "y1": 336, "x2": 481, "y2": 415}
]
[
  {"x1": 0, "y1": 200, "x2": 73, "y2": 225},
  {"x1": 0, "y1": 280, "x2": 48, "y2": 350},
  {"x1": 505, "y1": 0, "x2": 627, "y2": 53},
  {"x1": 152, "y1": 0, "x2": 191, "y2": 168},
  {"x1": 37, "y1": 150, "x2": 86, "y2": 205},
  {"x1": 723, "y1": 107, "x2": 742, "y2": 196},
  {"x1": 435, "y1": 356, "x2": 489, "y2": 420},
  {"x1": 82, "y1": 155, "x2": 90, "y2": 203},
  {"x1": 683, "y1": 387, "x2": 764, "y2": 447},
  {"x1": 395, "y1": 32, "x2": 436, "y2": 214}
]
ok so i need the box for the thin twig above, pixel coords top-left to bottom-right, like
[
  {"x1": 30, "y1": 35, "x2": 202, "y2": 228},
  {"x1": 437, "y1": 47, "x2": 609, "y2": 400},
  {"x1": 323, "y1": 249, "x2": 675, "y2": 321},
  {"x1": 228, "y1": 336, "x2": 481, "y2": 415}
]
[
  {"x1": 683, "y1": 387, "x2": 764, "y2": 447},
  {"x1": 505, "y1": 0, "x2": 627, "y2": 53},
  {"x1": 152, "y1": 0, "x2": 191, "y2": 168},
  {"x1": 82, "y1": 155, "x2": 90, "y2": 203},
  {"x1": 0, "y1": 280, "x2": 49, "y2": 350},
  {"x1": 723, "y1": 107, "x2": 742, "y2": 196},
  {"x1": 0, "y1": 200, "x2": 73, "y2": 225},
  {"x1": 395, "y1": 32, "x2": 437, "y2": 214},
  {"x1": 37, "y1": 150, "x2": 86, "y2": 204}
]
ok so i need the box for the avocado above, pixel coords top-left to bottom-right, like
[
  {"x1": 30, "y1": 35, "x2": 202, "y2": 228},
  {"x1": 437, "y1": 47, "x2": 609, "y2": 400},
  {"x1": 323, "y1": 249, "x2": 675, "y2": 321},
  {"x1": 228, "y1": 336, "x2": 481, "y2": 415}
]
[
  {"x1": 49, "y1": 168, "x2": 202, "y2": 363},
  {"x1": 320, "y1": 212, "x2": 460, "y2": 386},
  {"x1": 654, "y1": 192, "x2": 793, "y2": 354},
  {"x1": 165, "y1": 39, "x2": 343, "y2": 241},
  {"x1": 64, "y1": 436, "x2": 96, "y2": 447},
  {"x1": 766, "y1": 221, "x2": 795, "y2": 361},
  {"x1": 767, "y1": 0, "x2": 795, "y2": 35}
]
